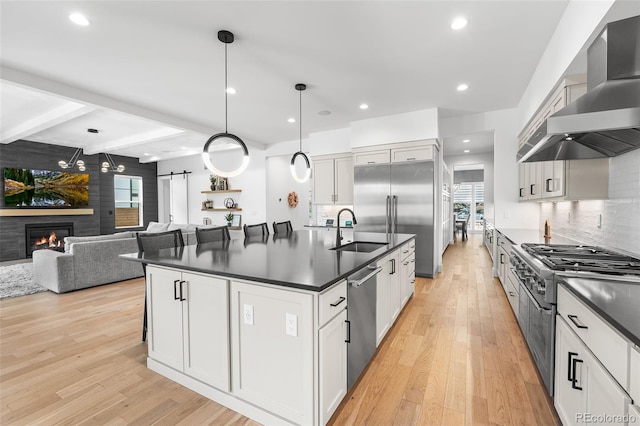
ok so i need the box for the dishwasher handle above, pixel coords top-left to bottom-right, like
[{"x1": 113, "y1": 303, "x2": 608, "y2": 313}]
[{"x1": 349, "y1": 266, "x2": 383, "y2": 287}]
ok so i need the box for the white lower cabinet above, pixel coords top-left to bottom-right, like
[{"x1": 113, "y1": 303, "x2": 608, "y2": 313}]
[
  {"x1": 376, "y1": 249, "x2": 402, "y2": 346},
  {"x1": 319, "y1": 309, "x2": 348, "y2": 425},
  {"x1": 399, "y1": 246, "x2": 415, "y2": 307},
  {"x1": 230, "y1": 280, "x2": 314, "y2": 425},
  {"x1": 555, "y1": 317, "x2": 631, "y2": 426},
  {"x1": 147, "y1": 266, "x2": 229, "y2": 391}
]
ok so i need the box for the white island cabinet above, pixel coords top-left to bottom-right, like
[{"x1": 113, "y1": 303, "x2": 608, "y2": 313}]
[
  {"x1": 145, "y1": 265, "x2": 353, "y2": 426},
  {"x1": 147, "y1": 266, "x2": 229, "y2": 391},
  {"x1": 230, "y1": 280, "x2": 314, "y2": 425}
]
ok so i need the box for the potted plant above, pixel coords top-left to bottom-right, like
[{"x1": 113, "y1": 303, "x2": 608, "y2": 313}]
[
  {"x1": 209, "y1": 174, "x2": 218, "y2": 191},
  {"x1": 224, "y1": 212, "x2": 234, "y2": 226}
]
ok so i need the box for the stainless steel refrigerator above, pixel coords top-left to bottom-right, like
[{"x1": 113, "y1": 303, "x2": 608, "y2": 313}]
[{"x1": 354, "y1": 160, "x2": 436, "y2": 277}]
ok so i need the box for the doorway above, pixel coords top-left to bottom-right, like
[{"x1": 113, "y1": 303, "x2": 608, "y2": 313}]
[
  {"x1": 157, "y1": 174, "x2": 189, "y2": 224},
  {"x1": 453, "y1": 165, "x2": 484, "y2": 233}
]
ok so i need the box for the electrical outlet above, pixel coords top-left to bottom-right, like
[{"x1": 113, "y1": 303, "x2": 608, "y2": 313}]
[
  {"x1": 243, "y1": 304, "x2": 254, "y2": 325},
  {"x1": 285, "y1": 313, "x2": 297, "y2": 337}
]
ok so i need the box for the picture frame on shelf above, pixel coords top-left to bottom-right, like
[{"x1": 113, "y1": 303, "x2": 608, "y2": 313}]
[{"x1": 231, "y1": 214, "x2": 241, "y2": 228}]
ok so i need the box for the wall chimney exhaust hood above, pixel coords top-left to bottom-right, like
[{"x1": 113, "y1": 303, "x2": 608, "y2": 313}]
[{"x1": 518, "y1": 15, "x2": 640, "y2": 163}]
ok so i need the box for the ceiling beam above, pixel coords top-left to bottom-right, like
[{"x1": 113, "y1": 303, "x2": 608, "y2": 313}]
[
  {"x1": 83, "y1": 128, "x2": 185, "y2": 155},
  {"x1": 0, "y1": 102, "x2": 94, "y2": 144},
  {"x1": 0, "y1": 65, "x2": 266, "y2": 150}
]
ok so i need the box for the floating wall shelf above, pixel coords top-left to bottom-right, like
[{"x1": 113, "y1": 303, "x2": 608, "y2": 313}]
[{"x1": 201, "y1": 189, "x2": 242, "y2": 194}]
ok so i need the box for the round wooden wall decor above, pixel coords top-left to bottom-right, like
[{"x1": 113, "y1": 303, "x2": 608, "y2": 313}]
[{"x1": 287, "y1": 191, "x2": 299, "y2": 208}]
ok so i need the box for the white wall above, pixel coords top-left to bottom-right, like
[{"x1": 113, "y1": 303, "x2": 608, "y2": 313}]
[
  {"x1": 309, "y1": 128, "x2": 351, "y2": 156},
  {"x1": 539, "y1": 149, "x2": 640, "y2": 256},
  {"x1": 443, "y1": 151, "x2": 495, "y2": 222},
  {"x1": 516, "y1": 0, "x2": 615, "y2": 130},
  {"x1": 350, "y1": 108, "x2": 439, "y2": 148},
  {"x1": 440, "y1": 109, "x2": 540, "y2": 229},
  {"x1": 265, "y1": 155, "x2": 311, "y2": 230},
  {"x1": 157, "y1": 148, "x2": 267, "y2": 237}
]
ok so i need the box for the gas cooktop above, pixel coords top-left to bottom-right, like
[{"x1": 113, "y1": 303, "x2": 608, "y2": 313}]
[{"x1": 520, "y1": 243, "x2": 640, "y2": 276}]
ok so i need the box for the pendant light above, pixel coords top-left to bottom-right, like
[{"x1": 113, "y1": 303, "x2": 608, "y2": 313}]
[
  {"x1": 290, "y1": 83, "x2": 311, "y2": 183},
  {"x1": 202, "y1": 30, "x2": 250, "y2": 178}
]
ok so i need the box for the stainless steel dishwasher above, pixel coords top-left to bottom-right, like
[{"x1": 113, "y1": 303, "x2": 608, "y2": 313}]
[{"x1": 347, "y1": 262, "x2": 383, "y2": 389}]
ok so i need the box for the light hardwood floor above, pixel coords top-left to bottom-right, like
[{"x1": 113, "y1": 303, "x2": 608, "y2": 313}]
[{"x1": 0, "y1": 234, "x2": 559, "y2": 425}]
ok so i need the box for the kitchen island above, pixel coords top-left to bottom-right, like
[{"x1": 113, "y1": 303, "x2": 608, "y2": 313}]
[{"x1": 121, "y1": 230, "x2": 415, "y2": 426}]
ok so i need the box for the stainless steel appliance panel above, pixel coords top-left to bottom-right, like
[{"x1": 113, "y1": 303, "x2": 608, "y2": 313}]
[
  {"x1": 391, "y1": 161, "x2": 434, "y2": 277},
  {"x1": 526, "y1": 291, "x2": 556, "y2": 395},
  {"x1": 353, "y1": 164, "x2": 391, "y2": 234},
  {"x1": 347, "y1": 264, "x2": 380, "y2": 389}
]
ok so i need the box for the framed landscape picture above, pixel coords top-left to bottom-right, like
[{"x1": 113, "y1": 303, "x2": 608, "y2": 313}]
[{"x1": 231, "y1": 214, "x2": 241, "y2": 228}]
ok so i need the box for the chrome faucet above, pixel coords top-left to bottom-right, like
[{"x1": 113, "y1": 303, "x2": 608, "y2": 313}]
[{"x1": 336, "y1": 208, "x2": 357, "y2": 247}]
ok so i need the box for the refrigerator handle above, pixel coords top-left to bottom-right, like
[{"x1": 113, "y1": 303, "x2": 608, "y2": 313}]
[
  {"x1": 386, "y1": 195, "x2": 391, "y2": 234},
  {"x1": 392, "y1": 195, "x2": 398, "y2": 234}
]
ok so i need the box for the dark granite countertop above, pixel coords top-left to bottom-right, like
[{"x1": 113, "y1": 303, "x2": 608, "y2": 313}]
[
  {"x1": 121, "y1": 230, "x2": 415, "y2": 292},
  {"x1": 558, "y1": 276, "x2": 640, "y2": 347}
]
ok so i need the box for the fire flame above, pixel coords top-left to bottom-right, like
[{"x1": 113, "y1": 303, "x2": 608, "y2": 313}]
[{"x1": 35, "y1": 232, "x2": 62, "y2": 248}]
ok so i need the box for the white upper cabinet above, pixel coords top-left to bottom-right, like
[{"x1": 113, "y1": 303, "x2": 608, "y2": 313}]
[{"x1": 312, "y1": 154, "x2": 354, "y2": 205}]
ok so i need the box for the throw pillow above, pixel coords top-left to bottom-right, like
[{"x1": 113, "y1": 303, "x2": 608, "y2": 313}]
[{"x1": 146, "y1": 222, "x2": 170, "y2": 233}]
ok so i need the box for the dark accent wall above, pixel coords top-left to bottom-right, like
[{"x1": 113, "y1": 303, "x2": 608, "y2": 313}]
[{"x1": 0, "y1": 140, "x2": 157, "y2": 261}]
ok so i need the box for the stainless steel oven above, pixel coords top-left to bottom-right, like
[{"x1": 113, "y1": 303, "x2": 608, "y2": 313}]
[
  {"x1": 511, "y1": 248, "x2": 556, "y2": 395},
  {"x1": 510, "y1": 242, "x2": 640, "y2": 397}
]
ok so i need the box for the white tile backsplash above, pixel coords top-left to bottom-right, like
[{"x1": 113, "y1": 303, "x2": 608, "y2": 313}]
[{"x1": 540, "y1": 149, "x2": 640, "y2": 256}]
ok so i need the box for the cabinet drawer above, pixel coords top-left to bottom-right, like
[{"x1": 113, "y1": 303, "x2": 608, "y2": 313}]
[
  {"x1": 354, "y1": 150, "x2": 390, "y2": 165},
  {"x1": 408, "y1": 239, "x2": 416, "y2": 251},
  {"x1": 399, "y1": 243, "x2": 411, "y2": 259},
  {"x1": 391, "y1": 146, "x2": 433, "y2": 163},
  {"x1": 631, "y1": 345, "x2": 640, "y2": 402},
  {"x1": 319, "y1": 280, "x2": 347, "y2": 327},
  {"x1": 505, "y1": 274, "x2": 519, "y2": 317},
  {"x1": 557, "y1": 285, "x2": 629, "y2": 389}
]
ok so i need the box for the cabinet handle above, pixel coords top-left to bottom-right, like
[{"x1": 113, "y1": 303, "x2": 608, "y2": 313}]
[
  {"x1": 500, "y1": 253, "x2": 505, "y2": 264},
  {"x1": 519, "y1": 188, "x2": 524, "y2": 198},
  {"x1": 546, "y1": 178, "x2": 553, "y2": 193},
  {"x1": 334, "y1": 194, "x2": 338, "y2": 202},
  {"x1": 179, "y1": 280, "x2": 186, "y2": 301},
  {"x1": 367, "y1": 161, "x2": 375, "y2": 164},
  {"x1": 330, "y1": 296, "x2": 346, "y2": 307},
  {"x1": 568, "y1": 352, "x2": 578, "y2": 382},
  {"x1": 571, "y1": 357, "x2": 583, "y2": 390},
  {"x1": 403, "y1": 250, "x2": 409, "y2": 254},
  {"x1": 390, "y1": 259, "x2": 396, "y2": 274},
  {"x1": 530, "y1": 184, "x2": 536, "y2": 196},
  {"x1": 403, "y1": 261, "x2": 409, "y2": 266},
  {"x1": 173, "y1": 280, "x2": 180, "y2": 300},
  {"x1": 508, "y1": 291, "x2": 516, "y2": 297},
  {"x1": 345, "y1": 320, "x2": 351, "y2": 343},
  {"x1": 567, "y1": 314, "x2": 588, "y2": 329},
  {"x1": 407, "y1": 157, "x2": 416, "y2": 161}
]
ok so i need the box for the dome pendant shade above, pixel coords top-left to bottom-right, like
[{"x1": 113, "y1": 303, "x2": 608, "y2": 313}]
[
  {"x1": 291, "y1": 83, "x2": 311, "y2": 183},
  {"x1": 203, "y1": 30, "x2": 250, "y2": 178}
]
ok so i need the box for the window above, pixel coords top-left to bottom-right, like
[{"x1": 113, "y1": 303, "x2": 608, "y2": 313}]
[
  {"x1": 453, "y1": 182, "x2": 484, "y2": 232},
  {"x1": 114, "y1": 175, "x2": 143, "y2": 228}
]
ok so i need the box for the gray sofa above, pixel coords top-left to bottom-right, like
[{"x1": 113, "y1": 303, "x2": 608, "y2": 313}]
[{"x1": 33, "y1": 222, "x2": 200, "y2": 293}]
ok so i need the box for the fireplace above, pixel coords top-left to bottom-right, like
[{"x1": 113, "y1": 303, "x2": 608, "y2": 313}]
[{"x1": 25, "y1": 222, "x2": 74, "y2": 257}]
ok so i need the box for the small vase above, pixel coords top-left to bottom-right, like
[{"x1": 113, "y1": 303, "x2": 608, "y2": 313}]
[{"x1": 210, "y1": 184, "x2": 216, "y2": 191}]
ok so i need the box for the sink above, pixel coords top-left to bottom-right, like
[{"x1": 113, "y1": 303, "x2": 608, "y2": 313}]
[{"x1": 331, "y1": 241, "x2": 387, "y2": 253}]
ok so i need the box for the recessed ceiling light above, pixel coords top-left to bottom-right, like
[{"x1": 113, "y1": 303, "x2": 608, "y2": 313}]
[
  {"x1": 288, "y1": 118, "x2": 296, "y2": 123},
  {"x1": 181, "y1": 146, "x2": 188, "y2": 150},
  {"x1": 451, "y1": 17, "x2": 467, "y2": 30},
  {"x1": 462, "y1": 139, "x2": 470, "y2": 143},
  {"x1": 226, "y1": 87, "x2": 237, "y2": 94},
  {"x1": 457, "y1": 83, "x2": 468, "y2": 92},
  {"x1": 359, "y1": 103, "x2": 369, "y2": 110},
  {"x1": 144, "y1": 153, "x2": 151, "y2": 156},
  {"x1": 69, "y1": 13, "x2": 90, "y2": 26},
  {"x1": 464, "y1": 149, "x2": 470, "y2": 153},
  {"x1": 318, "y1": 110, "x2": 331, "y2": 116}
]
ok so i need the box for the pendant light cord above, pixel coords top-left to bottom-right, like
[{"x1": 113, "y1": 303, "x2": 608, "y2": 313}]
[
  {"x1": 299, "y1": 87, "x2": 302, "y2": 152},
  {"x1": 224, "y1": 42, "x2": 228, "y2": 133}
]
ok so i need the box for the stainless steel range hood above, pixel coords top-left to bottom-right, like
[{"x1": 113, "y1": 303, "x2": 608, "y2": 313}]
[{"x1": 518, "y1": 15, "x2": 640, "y2": 163}]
